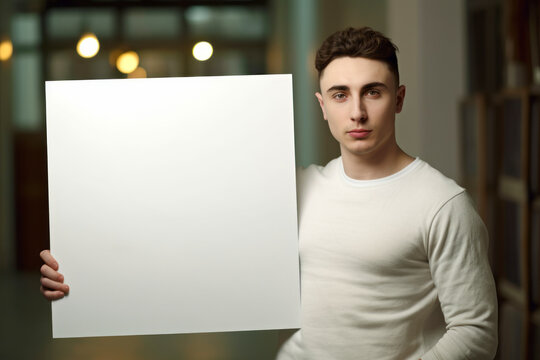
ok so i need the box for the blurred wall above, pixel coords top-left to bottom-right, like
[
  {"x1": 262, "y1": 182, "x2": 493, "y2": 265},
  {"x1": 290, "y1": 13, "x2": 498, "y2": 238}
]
[
  {"x1": 388, "y1": 0, "x2": 466, "y2": 180},
  {"x1": 0, "y1": 0, "x2": 466, "y2": 269},
  {"x1": 271, "y1": 0, "x2": 465, "y2": 180},
  {"x1": 270, "y1": 0, "x2": 388, "y2": 168},
  {"x1": 0, "y1": 0, "x2": 15, "y2": 272}
]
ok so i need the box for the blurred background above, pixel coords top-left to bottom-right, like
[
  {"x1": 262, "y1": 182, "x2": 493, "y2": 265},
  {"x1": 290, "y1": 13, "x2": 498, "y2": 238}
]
[{"x1": 0, "y1": 0, "x2": 539, "y2": 359}]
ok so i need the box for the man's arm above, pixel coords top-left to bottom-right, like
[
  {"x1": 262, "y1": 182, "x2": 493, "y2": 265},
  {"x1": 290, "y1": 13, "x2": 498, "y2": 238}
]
[{"x1": 421, "y1": 192, "x2": 497, "y2": 360}]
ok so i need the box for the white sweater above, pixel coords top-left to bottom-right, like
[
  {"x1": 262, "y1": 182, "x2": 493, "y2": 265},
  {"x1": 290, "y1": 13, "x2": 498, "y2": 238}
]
[{"x1": 277, "y1": 157, "x2": 497, "y2": 360}]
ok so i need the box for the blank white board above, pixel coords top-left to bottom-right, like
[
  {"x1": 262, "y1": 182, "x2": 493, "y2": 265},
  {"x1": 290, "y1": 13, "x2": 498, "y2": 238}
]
[{"x1": 46, "y1": 75, "x2": 300, "y2": 338}]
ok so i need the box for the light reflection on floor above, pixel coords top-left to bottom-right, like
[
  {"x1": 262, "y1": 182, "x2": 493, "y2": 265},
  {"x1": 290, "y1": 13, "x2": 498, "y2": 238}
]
[{"x1": 0, "y1": 272, "x2": 281, "y2": 360}]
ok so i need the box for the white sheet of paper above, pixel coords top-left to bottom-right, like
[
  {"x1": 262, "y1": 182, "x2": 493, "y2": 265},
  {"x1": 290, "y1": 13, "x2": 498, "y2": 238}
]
[{"x1": 46, "y1": 75, "x2": 300, "y2": 338}]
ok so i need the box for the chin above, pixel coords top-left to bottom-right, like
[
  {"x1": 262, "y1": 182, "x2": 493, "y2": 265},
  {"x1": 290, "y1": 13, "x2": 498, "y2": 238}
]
[{"x1": 342, "y1": 147, "x2": 375, "y2": 157}]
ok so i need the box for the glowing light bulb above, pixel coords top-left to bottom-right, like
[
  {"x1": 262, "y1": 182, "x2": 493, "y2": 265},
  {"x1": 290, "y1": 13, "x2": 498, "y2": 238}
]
[
  {"x1": 192, "y1": 41, "x2": 213, "y2": 61},
  {"x1": 127, "y1": 67, "x2": 147, "y2": 78},
  {"x1": 116, "y1": 51, "x2": 139, "y2": 74},
  {"x1": 0, "y1": 39, "x2": 13, "y2": 61},
  {"x1": 76, "y1": 33, "x2": 100, "y2": 58}
]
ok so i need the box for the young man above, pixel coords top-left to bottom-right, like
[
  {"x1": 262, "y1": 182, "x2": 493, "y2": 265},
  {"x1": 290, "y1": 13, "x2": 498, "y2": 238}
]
[
  {"x1": 41, "y1": 27, "x2": 498, "y2": 359},
  {"x1": 274, "y1": 27, "x2": 497, "y2": 359}
]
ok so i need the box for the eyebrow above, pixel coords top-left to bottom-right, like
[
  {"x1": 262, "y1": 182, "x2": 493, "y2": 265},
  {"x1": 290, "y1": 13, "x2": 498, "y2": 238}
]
[{"x1": 325, "y1": 82, "x2": 389, "y2": 93}]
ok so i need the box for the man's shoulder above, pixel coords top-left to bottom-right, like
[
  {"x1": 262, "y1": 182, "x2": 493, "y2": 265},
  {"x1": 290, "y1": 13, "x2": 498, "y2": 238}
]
[
  {"x1": 409, "y1": 159, "x2": 469, "y2": 214},
  {"x1": 414, "y1": 160, "x2": 464, "y2": 196},
  {"x1": 296, "y1": 157, "x2": 341, "y2": 182}
]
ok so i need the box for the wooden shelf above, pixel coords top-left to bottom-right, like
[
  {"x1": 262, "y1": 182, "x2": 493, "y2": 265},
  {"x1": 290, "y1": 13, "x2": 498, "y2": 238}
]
[
  {"x1": 533, "y1": 197, "x2": 540, "y2": 210},
  {"x1": 498, "y1": 278, "x2": 527, "y2": 309},
  {"x1": 498, "y1": 176, "x2": 527, "y2": 202},
  {"x1": 465, "y1": 1, "x2": 539, "y2": 358},
  {"x1": 532, "y1": 309, "x2": 540, "y2": 326}
]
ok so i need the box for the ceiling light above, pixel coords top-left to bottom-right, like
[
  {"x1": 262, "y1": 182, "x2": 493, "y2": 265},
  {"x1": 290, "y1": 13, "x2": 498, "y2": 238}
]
[
  {"x1": 116, "y1": 51, "x2": 140, "y2": 74},
  {"x1": 0, "y1": 39, "x2": 13, "y2": 61},
  {"x1": 76, "y1": 33, "x2": 100, "y2": 59},
  {"x1": 193, "y1": 41, "x2": 213, "y2": 61}
]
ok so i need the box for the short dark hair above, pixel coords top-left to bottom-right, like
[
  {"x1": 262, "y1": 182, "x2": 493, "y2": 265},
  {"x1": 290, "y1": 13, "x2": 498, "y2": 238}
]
[{"x1": 315, "y1": 27, "x2": 400, "y2": 85}]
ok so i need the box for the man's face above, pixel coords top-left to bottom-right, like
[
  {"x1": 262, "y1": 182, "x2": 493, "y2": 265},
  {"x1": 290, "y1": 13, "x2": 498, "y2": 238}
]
[{"x1": 315, "y1": 56, "x2": 405, "y2": 159}]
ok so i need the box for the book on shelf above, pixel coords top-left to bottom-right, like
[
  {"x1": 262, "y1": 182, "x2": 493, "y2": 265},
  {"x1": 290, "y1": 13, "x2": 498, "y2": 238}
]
[
  {"x1": 532, "y1": 322, "x2": 540, "y2": 360},
  {"x1": 500, "y1": 199, "x2": 522, "y2": 287},
  {"x1": 499, "y1": 302, "x2": 525, "y2": 359},
  {"x1": 461, "y1": 100, "x2": 479, "y2": 179},
  {"x1": 486, "y1": 104, "x2": 497, "y2": 186},
  {"x1": 531, "y1": 97, "x2": 540, "y2": 195},
  {"x1": 501, "y1": 97, "x2": 523, "y2": 179},
  {"x1": 532, "y1": 206, "x2": 540, "y2": 307}
]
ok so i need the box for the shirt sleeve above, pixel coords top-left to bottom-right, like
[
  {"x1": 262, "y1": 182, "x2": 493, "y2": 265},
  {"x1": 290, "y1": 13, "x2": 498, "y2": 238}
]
[{"x1": 421, "y1": 192, "x2": 498, "y2": 360}]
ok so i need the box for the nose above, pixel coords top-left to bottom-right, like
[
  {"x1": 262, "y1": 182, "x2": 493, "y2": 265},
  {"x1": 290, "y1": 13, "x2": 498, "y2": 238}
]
[{"x1": 350, "y1": 96, "x2": 367, "y2": 123}]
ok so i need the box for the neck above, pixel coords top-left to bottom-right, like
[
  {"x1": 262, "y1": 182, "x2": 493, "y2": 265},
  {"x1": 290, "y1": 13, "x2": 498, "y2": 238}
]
[{"x1": 341, "y1": 145, "x2": 414, "y2": 180}]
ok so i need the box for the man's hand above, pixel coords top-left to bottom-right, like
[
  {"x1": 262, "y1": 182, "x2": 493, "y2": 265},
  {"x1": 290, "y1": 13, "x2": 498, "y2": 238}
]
[{"x1": 39, "y1": 250, "x2": 69, "y2": 300}]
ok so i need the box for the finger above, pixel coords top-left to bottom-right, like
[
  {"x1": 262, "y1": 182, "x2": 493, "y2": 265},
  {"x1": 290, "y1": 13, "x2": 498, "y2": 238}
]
[
  {"x1": 40, "y1": 264, "x2": 64, "y2": 283},
  {"x1": 40, "y1": 276, "x2": 69, "y2": 293},
  {"x1": 40, "y1": 285, "x2": 65, "y2": 301},
  {"x1": 40, "y1": 250, "x2": 59, "y2": 270}
]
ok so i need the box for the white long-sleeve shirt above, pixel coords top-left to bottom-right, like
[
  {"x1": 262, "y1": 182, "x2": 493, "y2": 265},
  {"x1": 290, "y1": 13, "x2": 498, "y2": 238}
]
[{"x1": 277, "y1": 157, "x2": 497, "y2": 360}]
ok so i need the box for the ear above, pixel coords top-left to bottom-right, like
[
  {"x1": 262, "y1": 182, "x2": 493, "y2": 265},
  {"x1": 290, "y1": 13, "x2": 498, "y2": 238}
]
[
  {"x1": 315, "y1": 92, "x2": 328, "y2": 120},
  {"x1": 395, "y1": 85, "x2": 406, "y2": 113}
]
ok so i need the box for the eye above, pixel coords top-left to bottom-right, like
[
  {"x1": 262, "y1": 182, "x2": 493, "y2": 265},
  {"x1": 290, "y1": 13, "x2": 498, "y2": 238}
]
[
  {"x1": 332, "y1": 92, "x2": 347, "y2": 101},
  {"x1": 365, "y1": 89, "x2": 381, "y2": 98}
]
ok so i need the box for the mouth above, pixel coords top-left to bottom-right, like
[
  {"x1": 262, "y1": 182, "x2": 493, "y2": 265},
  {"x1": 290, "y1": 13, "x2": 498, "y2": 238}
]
[{"x1": 347, "y1": 129, "x2": 372, "y2": 139}]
